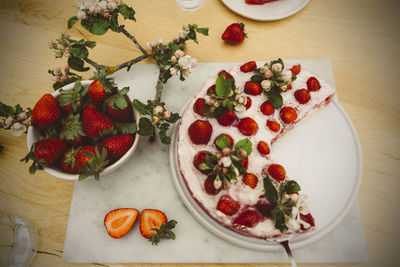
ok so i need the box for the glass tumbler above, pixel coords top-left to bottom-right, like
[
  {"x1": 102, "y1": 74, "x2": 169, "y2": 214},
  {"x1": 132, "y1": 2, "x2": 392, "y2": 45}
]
[
  {"x1": 0, "y1": 214, "x2": 38, "y2": 267},
  {"x1": 176, "y1": 0, "x2": 204, "y2": 11}
]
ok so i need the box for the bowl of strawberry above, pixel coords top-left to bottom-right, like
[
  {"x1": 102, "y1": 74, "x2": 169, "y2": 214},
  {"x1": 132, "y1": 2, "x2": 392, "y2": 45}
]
[{"x1": 25, "y1": 71, "x2": 139, "y2": 181}]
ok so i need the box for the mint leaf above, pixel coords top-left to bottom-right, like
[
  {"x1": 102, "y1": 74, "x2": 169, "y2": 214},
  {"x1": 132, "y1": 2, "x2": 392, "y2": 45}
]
[
  {"x1": 264, "y1": 175, "x2": 278, "y2": 203},
  {"x1": 67, "y1": 16, "x2": 78, "y2": 29},
  {"x1": 271, "y1": 205, "x2": 288, "y2": 233},
  {"x1": 215, "y1": 135, "x2": 231, "y2": 150},
  {"x1": 138, "y1": 117, "x2": 154, "y2": 136},
  {"x1": 280, "y1": 180, "x2": 301, "y2": 195},
  {"x1": 234, "y1": 138, "x2": 252, "y2": 156},
  {"x1": 119, "y1": 3, "x2": 136, "y2": 21},
  {"x1": 265, "y1": 86, "x2": 283, "y2": 109},
  {"x1": 196, "y1": 27, "x2": 209, "y2": 36},
  {"x1": 215, "y1": 75, "x2": 227, "y2": 97}
]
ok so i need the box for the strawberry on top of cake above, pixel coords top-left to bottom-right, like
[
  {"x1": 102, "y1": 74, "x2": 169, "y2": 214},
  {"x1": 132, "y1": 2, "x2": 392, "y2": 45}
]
[{"x1": 177, "y1": 59, "x2": 335, "y2": 238}]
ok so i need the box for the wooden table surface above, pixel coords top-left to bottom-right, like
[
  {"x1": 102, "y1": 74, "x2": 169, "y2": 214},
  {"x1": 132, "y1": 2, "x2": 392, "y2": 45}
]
[{"x1": 0, "y1": 0, "x2": 399, "y2": 266}]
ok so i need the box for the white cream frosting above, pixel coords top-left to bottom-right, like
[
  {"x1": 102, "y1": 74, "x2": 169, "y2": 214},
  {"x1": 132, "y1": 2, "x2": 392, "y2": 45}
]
[{"x1": 177, "y1": 61, "x2": 335, "y2": 238}]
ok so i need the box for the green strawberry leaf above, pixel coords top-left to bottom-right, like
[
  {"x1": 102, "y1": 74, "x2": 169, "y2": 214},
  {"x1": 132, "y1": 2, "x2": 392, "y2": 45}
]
[
  {"x1": 215, "y1": 75, "x2": 227, "y2": 97},
  {"x1": 265, "y1": 86, "x2": 283, "y2": 109},
  {"x1": 263, "y1": 175, "x2": 278, "y2": 203}
]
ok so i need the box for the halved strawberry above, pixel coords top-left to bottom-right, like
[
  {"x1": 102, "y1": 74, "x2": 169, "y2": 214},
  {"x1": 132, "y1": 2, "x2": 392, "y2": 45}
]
[
  {"x1": 193, "y1": 150, "x2": 213, "y2": 174},
  {"x1": 294, "y1": 89, "x2": 311, "y2": 104},
  {"x1": 260, "y1": 101, "x2": 274, "y2": 116},
  {"x1": 221, "y1": 22, "x2": 247, "y2": 44},
  {"x1": 240, "y1": 61, "x2": 257, "y2": 73},
  {"x1": 242, "y1": 173, "x2": 258, "y2": 189},
  {"x1": 104, "y1": 208, "x2": 139, "y2": 239},
  {"x1": 204, "y1": 174, "x2": 222, "y2": 195},
  {"x1": 218, "y1": 70, "x2": 235, "y2": 82},
  {"x1": 306, "y1": 77, "x2": 321, "y2": 92},
  {"x1": 237, "y1": 117, "x2": 258, "y2": 136},
  {"x1": 244, "y1": 81, "x2": 262, "y2": 96},
  {"x1": 193, "y1": 98, "x2": 206, "y2": 116},
  {"x1": 245, "y1": 97, "x2": 252, "y2": 110},
  {"x1": 139, "y1": 209, "x2": 177, "y2": 245},
  {"x1": 214, "y1": 133, "x2": 234, "y2": 149},
  {"x1": 267, "y1": 163, "x2": 286, "y2": 181},
  {"x1": 233, "y1": 209, "x2": 263, "y2": 228},
  {"x1": 280, "y1": 106, "x2": 298, "y2": 124},
  {"x1": 257, "y1": 141, "x2": 270, "y2": 156},
  {"x1": 216, "y1": 195, "x2": 240, "y2": 216},
  {"x1": 217, "y1": 109, "x2": 237, "y2": 126},
  {"x1": 266, "y1": 119, "x2": 281, "y2": 132},
  {"x1": 31, "y1": 94, "x2": 60, "y2": 127},
  {"x1": 188, "y1": 120, "x2": 213, "y2": 145},
  {"x1": 290, "y1": 64, "x2": 301, "y2": 76}
]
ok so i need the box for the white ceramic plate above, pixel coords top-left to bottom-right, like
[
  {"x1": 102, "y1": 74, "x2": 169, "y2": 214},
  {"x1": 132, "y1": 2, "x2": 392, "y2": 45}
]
[
  {"x1": 169, "y1": 99, "x2": 362, "y2": 251},
  {"x1": 221, "y1": 0, "x2": 309, "y2": 21},
  {"x1": 26, "y1": 80, "x2": 140, "y2": 180}
]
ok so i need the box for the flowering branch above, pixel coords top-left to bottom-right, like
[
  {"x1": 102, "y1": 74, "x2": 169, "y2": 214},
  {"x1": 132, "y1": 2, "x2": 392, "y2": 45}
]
[{"x1": 118, "y1": 25, "x2": 147, "y2": 55}]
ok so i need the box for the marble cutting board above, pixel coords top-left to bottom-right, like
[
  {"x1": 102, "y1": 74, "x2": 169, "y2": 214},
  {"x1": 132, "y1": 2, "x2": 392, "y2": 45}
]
[{"x1": 63, "y1": 59, "x2": 368, "y2": 263}]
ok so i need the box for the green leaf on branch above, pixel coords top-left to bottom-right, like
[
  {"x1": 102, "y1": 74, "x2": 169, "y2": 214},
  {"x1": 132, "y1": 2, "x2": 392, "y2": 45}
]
[
  {"x1": 67, "y1": 16, "x2": 78, "y2": 29},
  {"x1": 53, "y1": 77, "x2": 79, "y2": 90},
  {"x1": 0, "y1": 102, "x2": 15, "y2": 117},
  {"x1": 263, "y1": 175, "x2": 278, "y2": 203},
  {"x1": 71, "y1": 44, "x2": 89, "y2": 59},
  {"x1": 138, "y1": 117, "x2": 154, "y2": 136},
  {"x1": 84, "y1": 40, "x2": 96, "y2": 48},
  {"x1": 158, "y1": 123, "x2": 171, "y2": 145},
  {"x1": 110, "y1": 15, "x2": 119, "y2": 32},
  {"x1": 91, "y1": 17, "x2": 110, "y2": 35},
  {"x1": 133, "y1": 99, "x2": 152, "y2": 115},
  {"x1": 196, "y1": 27, "x2": 209, "y2": 36},
  {"x1": 165, "y1": 113, "x2": 180, "y2": 123},
  {"x1": 68, "y1": 56, "x2": 90, "y2": 72},
  {"x1": 118, "y1": 3, "x2": 136, "y2": 21}
]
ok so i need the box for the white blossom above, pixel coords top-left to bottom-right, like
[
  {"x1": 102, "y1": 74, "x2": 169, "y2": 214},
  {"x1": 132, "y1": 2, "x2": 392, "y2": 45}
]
[
  {"x1": 234, "y1": 104, "x2": 246, "y2": 112},
  {"x1": 259, "y1": 65, "x2": 269, "y2": 74},
  {"x1": 174, "y1": 49, "x2": 184, "y2": 58},
  {"x1": 153, "y1": 105, "x2": 164, "y2": 115},
  {"x1": 17, "y1": 112, "x2": 27, "y2": 120},
  {"x1": 152, "y1": 116, "x2": 160, "y2": 125},
  {"x1": 178, "y1": 55, "x2": 192, "y2": 70},
  {"x1": 281, "y1": 69, "x2": 292, "y2": 83},
  {"x1": 170, "y1": 67, "x2": 177, "y2": 75},
  {"x1": 107, "y1": 0, "x2": 117, "y2": 10},
  {"x1": 11, "y1": 122, "x2": 27, "y2": 136},
  {"x1": 271, "y1": 63, "x2": 283, "y2": 73},
  {"x1": 182, "y1": 68, "x2": 191, "y2": 78},
  {"x1": 264, "y1": 69, "x2": 272, "y2": 79},
  {"x1": 163, "y1": 110, "x2": 171, "y2": 119},
  {"x1": 261, "y1": 80, "x2": 272, "y2": 91},
  {"x1": 220, "y1": 156, "x2": 232, "y2": 168},
  {"x1": 98, "y1": 0, "x2": 107, "y2": 10},
  {"x1": 170, "y1": 56, "x2": 177, "y2": 63},
  {"x1": 5, "y1": 116, "x2": 14, "y2": 127}
]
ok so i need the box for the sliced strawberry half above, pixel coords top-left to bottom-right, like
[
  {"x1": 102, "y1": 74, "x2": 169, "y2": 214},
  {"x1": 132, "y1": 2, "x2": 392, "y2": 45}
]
[
  {"x1": 217, "y1": 109, "x2": 237, "y2": 126},
  {"x1": 257, "y1": 141, "x2": 270, "y2": 156},
  {"x1": 294, "y1": 89, "x2": 311, "y2": 104},
  {"x1": 266, "y1": 119, "x2": 281, "y2": 132},
  {"x1": 260, "y1": 101, "x2": 274, "y2": 116},
  {"x1": 237, "y1": 117, "x2": 258, "y2": 136},
  {"x1": 216, "y1": 195, "x2": 240, "y2": 216},
  {"x1": 104, "y1": 208, "x2": 139, "y2": 239},
  {"x1": 240, "y1": 61, "x2": 257, "y2": 73},
  {"x1": 307, "y1": 77, "x2": 321, "y2": 92},
  {"x1": 244, "y1": 81, "x2": 262, "y2": 96},
  {"x1": 242, "y1": 173, "x2": 258, "y2": 189},
  {"x1": 290, "y1": 64, "x2": 301, "y2": 76},
  {"x1": 139, "y1": 209, "x2": 167, "y2": 239},
  {"x1": 233, "y1": 209, "x2": 263, "y2": 228},
  {"x1": 245, "y1": 97, "x2": 252, "y2": 110}
]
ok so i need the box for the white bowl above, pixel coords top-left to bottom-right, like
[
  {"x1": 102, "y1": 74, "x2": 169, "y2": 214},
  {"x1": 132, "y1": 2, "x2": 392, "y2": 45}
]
[{"x1": 26, "y1": 80, "x2": 140, "y2": 180}]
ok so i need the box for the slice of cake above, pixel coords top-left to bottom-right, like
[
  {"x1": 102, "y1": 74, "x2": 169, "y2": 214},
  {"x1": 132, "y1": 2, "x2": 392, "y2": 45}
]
[{"x1": 176, "y1": 59, "x2": 335, "y2": 239}]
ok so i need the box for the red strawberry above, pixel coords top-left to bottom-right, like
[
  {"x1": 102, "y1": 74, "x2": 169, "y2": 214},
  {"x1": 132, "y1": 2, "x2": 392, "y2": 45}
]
[
  {"x1": 104, "y1": 208, "x2": 139, "y2": 239},
  {"x1": 88, "y1": 79, "x2": 109, "y2": 103},
  {"x1": 60, "y1": 147, "x2": 79, "y2": 173},
  {"x1": 193, "y1": 150, "x2": 213, "y2": 174},
  {"x1": 245, "y1": 97, "x2": 252, "y2": 110},
  {"x1": 241, "y1": 157, "x2": 249, "y2": 169},
  {"x1": 242, "y1": 173, "x2": 258, "y2": 189},
  {"x1": 101, "y1": 134, "x2": 133, "y2": 162},
  {"x1": 244, "y1": 81, "x2": 262, "y2": 96},
  {"x1": 240, "y1": 61, "x2": 257, "y2": 73},
  {"x1": 287, "y1": 84, "x2": 293, "y2": 90},
  {"x1": 59, "y1": 114, "x2": 86, "y2": 146},
  {"x1": 218, "y1": 70, "x2": 235, "y2": 82},
  {"x1": 233, "y1": 209, "x2": 263, "y2": 228},
  {"x1": 221, "y1": 22, "x2": 247, "y2": 44},
  {"x1": 216, "y1": 195, "x2": 240, "y2": 216},
  {"x1": 306, "y1": 77, "x2": 321, "y2": 92},
  {"x1": 60, "y1": 103, "x2": 73, "y2": 114},
  {"x1": 260, "y1": 101, "x2": 274, "y2": 116},
  {"x1": 22, "y1": 139, "x2": 66, "y2": 174},
  {"x1": 290, "y1": 64, "x2": 301, "y2": 76},
  {"x1": 294, "y1": 89, "x2": 311, "y2": 104},
  {"x1": 237, "y1": 117, "x2": 258, "y2": 136},
  {"x1": 217, "y1": 109, "x2": 237, "y2": 126},
  {"x1": 300, "y1": 213, "x2": 315, "y2": 229},
  {"x1": 266, "y1": 119, "x2": 281, "y2": 132},
  {"x1": 75, "y1": 145, "x2": 108, "y2": 180},
  {"x1": 83, "y1": 108, "x2": 114, "y2": 139},
  {"x1": 31, "y1": 94, "x2": 60, "y2": 127},
  {"x1": 139, "y1": 209, "x2": 167, "y2": 239},
  {"x1": 267, "y1": 163, "x2": 286, "y2": 181},
  {"x1": 188, "y1": 120, "x2": 213, "y2": 145},
  {"x1": 193, "y1": 98, "x2": 206, "y2": 116},
  {"x1": 256, "y1": 200, "x2": 277, "y2": 218},
  {"x1": 207, "y1": 84, "x2": 216, "y2": 95},
  {"x1": 106, "y1": 88, "x2": 132, "y2": 122},
  {"x1": 280, "y1": 106, "x2": 298, "y2": 124},
  {"x1": 257, "y1": 141, "x2": 270, "y2": 156},
  {"x1": 204, "y1": 174, "x2": 222, "y2": 195},
  {"x1": 214, "y1": 134, "x2": 234, "y2": 149}
]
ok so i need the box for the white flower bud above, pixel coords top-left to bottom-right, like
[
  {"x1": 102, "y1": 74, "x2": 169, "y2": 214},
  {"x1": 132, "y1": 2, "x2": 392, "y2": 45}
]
[
  {"x1": 11, "y1": 122, "x2": 27, "y2": 136},
  {"x1": 174, "y1": 49, "x2": 184, "y2": 58},
  {"x1": 239, "y1": 149, "x2": 247, "y2": 158},
  {"x1": 150, "y1": 40, "x2": 157, "y2": 47},
  {"x1": 99, "y1": 0, "x2": 107, "y2": 10},
  {"x1": 264, "y1": 69, "x2": 272, "y2": 79},
  {"x1": 234, "y1": 104, "x2": 246, "y2": 112},
  {"x1": 63, "y1": 32, "x2": 70, "y2": 38},
  {"x1": 5, "y1": 116, "x2": 14, "y2": 127},
  {"x1": 220, "y1": 156, "x2": 232, "y2": 168},
  {"x1": 271, "y1": 63, "x2": 283, "y2": 73},
  {"x1": 89, "y1": 5, "x2": 96, "y2": 14},
  {"x1": 152, "y1": 116, "x2": 160, "y2": 125},
  {"x1": 170, "y1": 67, "x2": 177, "y2": 75},
  {"x1": 17, "y1": 112, "x2": 27, "y2": 120},
  {"x1": 157, "y1": 38, "x2": 163, "y2": 44},
  {"x1": 221, "y1": 147, "x2": 231, "y2": 156},
  {"x1": 170, "y1": 56, "x2": 177, "y2": 63},
  {"x1": 163, "y1": 110, "x2": 171, "y2": 119},
  {"x1": 178, "y1": 55, "x2": 192, "y2": 69},
  {"x1": 54, "y1": 67, "x2": 61, "y2": 74},
  {"x1": 281, "y1": 69, "x2": 292, "y2": 83},
  {"x1": 108, "y1": 1, "x2": 117, "y2": 10},
  {"x1": 64, "y1": 65, "x2": 70, "y2": 73},
  {"x1": 153, "y1": 105, "x2": 164, "y2": 115},
  {"x1": 261, "y1": 80, "x2": 272, "y2": 91},
  {"x1": 23, "y1": 118, "x2": 31, "y2": 125},
  {"x1": 259, "y1": 65, "x2": 269, "y2": 74},
  {"x1": 77, "y1": 10, "x2": 87, "y2": 20}
]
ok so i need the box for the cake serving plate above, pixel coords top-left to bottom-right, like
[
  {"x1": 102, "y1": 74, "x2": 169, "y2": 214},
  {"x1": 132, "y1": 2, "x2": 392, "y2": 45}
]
[{"x1": 169, "y1": 97, "x2": 363, "y2": 251}]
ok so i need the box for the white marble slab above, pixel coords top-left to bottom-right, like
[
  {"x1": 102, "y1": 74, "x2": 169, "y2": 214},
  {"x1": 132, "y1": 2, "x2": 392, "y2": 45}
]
[{"x1": 63, "y1": 59, "x2": 368, "y2": 263}]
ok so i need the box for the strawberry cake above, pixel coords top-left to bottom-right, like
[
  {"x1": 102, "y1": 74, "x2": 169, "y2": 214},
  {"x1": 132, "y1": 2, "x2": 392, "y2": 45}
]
[{"x1": 176, "y1": 59, "x2": 335, "y2": 239}]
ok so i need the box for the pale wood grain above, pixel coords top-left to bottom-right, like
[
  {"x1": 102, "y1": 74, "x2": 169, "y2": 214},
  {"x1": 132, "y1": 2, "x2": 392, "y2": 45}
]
[{"x1": 0, "y1": 0, "x2": 399, "y2": 266}]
